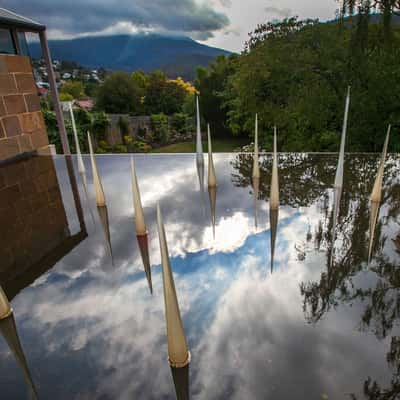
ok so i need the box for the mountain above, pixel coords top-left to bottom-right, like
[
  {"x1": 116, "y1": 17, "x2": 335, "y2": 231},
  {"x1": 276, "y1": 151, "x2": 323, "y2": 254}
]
[{"x1": 29, "y1": 34, "x2": 232, "y2": 80}]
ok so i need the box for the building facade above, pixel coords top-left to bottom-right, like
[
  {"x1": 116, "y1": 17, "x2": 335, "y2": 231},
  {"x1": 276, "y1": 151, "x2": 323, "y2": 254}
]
[{"x1": 0, "y1": 53, "x2": 48, "y2": 161}]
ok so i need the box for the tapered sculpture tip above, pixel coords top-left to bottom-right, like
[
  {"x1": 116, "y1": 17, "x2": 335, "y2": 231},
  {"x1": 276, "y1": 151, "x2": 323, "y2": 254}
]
[
  {"x1": 157, "y1": 202, "x2": 190, "y2": 368},
  {"x1": 157, "y1": 203, "x2": 162, "y2": 225},
  {"x1": 207, "y1": 125, "x2": 217, "y2": 188},
  {"x1": 131, "y1": 155, "x2": 147, "y2": 236},
  {"x1": 0, "y1": 286, "x2": 12, "y2": 319}
]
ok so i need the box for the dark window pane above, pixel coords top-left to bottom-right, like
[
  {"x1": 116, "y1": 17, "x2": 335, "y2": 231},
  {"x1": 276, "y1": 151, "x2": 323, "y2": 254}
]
[
  {"x1": 17, "y1": 31, "x2": 29, "y2": 56},
  {"x1": 0, "y1": 29, "x2": 16, "y2": 54}
]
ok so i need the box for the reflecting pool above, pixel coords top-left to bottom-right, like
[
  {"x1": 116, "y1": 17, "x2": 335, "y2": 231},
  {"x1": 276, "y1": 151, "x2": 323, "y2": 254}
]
[{"x1": 0, "y1": 153, "x2": 399, "y2": 399}]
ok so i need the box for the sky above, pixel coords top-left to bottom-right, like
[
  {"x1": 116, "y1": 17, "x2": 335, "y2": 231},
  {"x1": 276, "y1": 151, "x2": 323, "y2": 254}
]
[{"x1": 5, "y1": 0, "x2": 339, "y2": 52}]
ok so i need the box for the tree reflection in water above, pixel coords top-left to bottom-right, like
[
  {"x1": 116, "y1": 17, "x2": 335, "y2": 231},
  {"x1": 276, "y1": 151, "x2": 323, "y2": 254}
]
[{"x1": 231, "y1": 152, "x2": 400, "y2": 400}]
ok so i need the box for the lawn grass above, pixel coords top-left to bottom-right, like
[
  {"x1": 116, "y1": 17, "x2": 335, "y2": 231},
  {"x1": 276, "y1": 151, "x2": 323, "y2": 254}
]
[{"x1": 151, "y1": 138, "x2": 248, "y2": 153}]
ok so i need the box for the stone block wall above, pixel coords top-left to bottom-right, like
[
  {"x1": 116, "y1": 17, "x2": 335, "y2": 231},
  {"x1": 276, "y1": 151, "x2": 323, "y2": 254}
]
[
  {"x1": 106, "y1": 114, "x2": 153, "y2": 145},
  {"x1": 0, "y1": 54, "x2": 48, "y2": 162},
  {"x1": 0, "y1": 156, "x2": 69, "y2": 282}
]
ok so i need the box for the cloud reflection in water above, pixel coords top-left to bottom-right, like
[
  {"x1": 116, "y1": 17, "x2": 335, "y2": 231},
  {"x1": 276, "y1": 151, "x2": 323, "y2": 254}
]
[{"x1": 0, "y1": 154, "x2": 398, "y2": 399}]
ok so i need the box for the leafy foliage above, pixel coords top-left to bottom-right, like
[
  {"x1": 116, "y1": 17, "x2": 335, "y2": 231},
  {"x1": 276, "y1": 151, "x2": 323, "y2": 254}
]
[
  {"x1": 96, "y1": 72, "x2": 141, "y2": 114},
  {"x1": 195, "y1": 55, "x2": 238, "y2": 137},
  {"x1": 151, "y1": 113, "x2": 169, "y2": 144},
  {"x1": 196, "y1": 16, "x2": 400, "y2": 151},
  {"x1": 60, "y1": 81, "x2": 86, "y2": 100},
  {"x1": 95, "y1": 70, "x2": 194, "y2": 116}
]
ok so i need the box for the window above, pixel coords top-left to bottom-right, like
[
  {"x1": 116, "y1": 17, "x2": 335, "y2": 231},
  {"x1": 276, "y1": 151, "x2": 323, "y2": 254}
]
[
  {"x1": 0, "y1": 28, "x2": 16, "y2": 55},
  {"x1": 17, "y1": 31, "x2": 29, "y2": 56}
]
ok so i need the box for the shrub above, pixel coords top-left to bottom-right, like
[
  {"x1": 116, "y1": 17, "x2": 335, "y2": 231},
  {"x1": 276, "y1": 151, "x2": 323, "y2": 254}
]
[
  {"x1": 170, "y1": 112, "x2": 188, "y2": 134},
  {"x1": 113, "y1": 144, "x2": 128, "y2": 153},
  {"x1": 130, "y1": 140, "x2": 152, "y2": 153},
  {"x1": 96, "y1": 147, "x2": 107, "y2": 154},
  {"x1": 151, "y1": 113, "x2": 169, "y2": 144}
]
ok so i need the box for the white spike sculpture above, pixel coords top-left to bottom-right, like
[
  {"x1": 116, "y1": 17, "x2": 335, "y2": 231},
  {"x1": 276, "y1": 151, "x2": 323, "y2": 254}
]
[
  {"x1": 331, "y1": 86, "x2": 351, "y2": 246},
  {"x1": 69, "y1": 102, "x2": 85, "y2": 175},
  {"x1": 207, "y1": 125, "x2": 217, "y2": 188},
  {"x1": 196, "y1": 96, "x2": 203, "y2": 158},
  {"x1": 0, "y1": 287, "x2": 38, "y2": 399},
  {"x1": 130, "y1": 158, "x2": 147, "y2": 236},
  {"x1": 196, "y1": 96, "x2": 204, "y2": 192},
  {"x1": 70, "y1": 104, "x2": 95, "y2": 224},
  {"x1": 270, "y1": 127, "x2": 279, "y2": 210},
  {"x1": 87, "y1": 132, "x2": 106, "y2": 207},
  {"x1": 0, "y1": 286, "x2": 11, "y2": 320},
  {"x1": 253, "y1": 114, "x2": 260, "y2": 179},
  {"x1": 131, "y1": 158, "x2": 153, "y2": 293},
  {"x1": 368, "y1": 125, "x2": 391, "y2": 262},
  {"x1": 334, "y1": 86, "x2": 351, "y2": 192},
  {"x1": 157, "y1": 205, "x2": 190, "y2": 368}
]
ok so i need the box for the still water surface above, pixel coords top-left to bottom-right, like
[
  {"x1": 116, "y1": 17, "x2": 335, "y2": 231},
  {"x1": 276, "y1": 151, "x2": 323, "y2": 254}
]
[{"x1": 0, "y1": 153, "x2": 399, "y2": 399}]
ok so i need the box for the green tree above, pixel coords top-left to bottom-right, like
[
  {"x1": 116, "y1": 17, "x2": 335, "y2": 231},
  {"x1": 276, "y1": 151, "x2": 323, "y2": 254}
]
[
  {"x1": 96, "y1": 72, "x2": 140, "y2": 114},
  {"x1": 144, "y1": 71, "x2": 187, "y2": 115},
  {"x1": 195, "y1": 55, "x2": 238, "y2": 137},
  {"x1": 60, "y1": 81, "x2": 85, "y2": 100},
  {"x1": 210, "y1": 17, "x2": 400, "y2": 151},
  {"x1": 131, "y1": 71, "x2": 148, "y2": 114},
  {"x1": 151, "y1": 113, "x2": 169, "y2": 144}
]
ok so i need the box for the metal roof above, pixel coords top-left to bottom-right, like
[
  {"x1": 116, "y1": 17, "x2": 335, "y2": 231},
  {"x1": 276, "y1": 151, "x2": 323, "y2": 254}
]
[{"x1": 0, "y1": 8, "x2": 45, "y2": 32}]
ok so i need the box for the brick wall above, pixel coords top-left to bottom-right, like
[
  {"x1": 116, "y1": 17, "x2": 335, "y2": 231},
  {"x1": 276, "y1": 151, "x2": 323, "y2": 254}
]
[
  {"x1": 0, "y1": 156, "x2": 69, "y2": 282},
  {"x1": 0, "y1": 54, "x2": 48, "y2": 162}
]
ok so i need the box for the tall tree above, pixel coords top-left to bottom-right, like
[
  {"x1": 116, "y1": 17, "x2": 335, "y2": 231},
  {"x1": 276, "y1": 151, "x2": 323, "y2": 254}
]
[
  {"x1": 96, "y1": 72, "x2": 140, "y2": 114},
  {"x1": 195, "y1": 55, "x2": 238, "y2": 137}
]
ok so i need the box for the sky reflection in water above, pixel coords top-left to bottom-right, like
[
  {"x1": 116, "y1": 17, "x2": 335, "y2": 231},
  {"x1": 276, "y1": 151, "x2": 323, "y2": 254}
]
[{"x1": 0, "y1": 153, "x2": 399, "y2": 400}]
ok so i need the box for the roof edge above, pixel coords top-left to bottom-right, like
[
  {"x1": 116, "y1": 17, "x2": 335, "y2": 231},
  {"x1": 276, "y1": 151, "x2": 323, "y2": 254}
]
[{"x1": 0, "y1": 7, "x2": 45, "y2": 32}]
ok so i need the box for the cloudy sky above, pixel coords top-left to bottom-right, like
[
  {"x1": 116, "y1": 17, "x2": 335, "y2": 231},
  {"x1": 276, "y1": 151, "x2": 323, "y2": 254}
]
[{"x1": 6, "y1": 0, "x2": 339, "y2": 51}]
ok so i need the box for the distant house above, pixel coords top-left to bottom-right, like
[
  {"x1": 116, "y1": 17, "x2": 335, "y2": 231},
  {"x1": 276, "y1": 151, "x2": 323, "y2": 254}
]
[
  {"x1": 37, "y1": 86, "x2": 48, "y2": 97},
  {"x1": 74, "y1": 99, "x2": 94, "y2": 111}
]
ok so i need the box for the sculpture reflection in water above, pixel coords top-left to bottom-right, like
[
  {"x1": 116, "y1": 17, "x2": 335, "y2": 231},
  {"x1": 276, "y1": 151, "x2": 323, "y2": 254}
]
[
  {"x1": 88, "y1": 132, "x2": 113, "y2": 263},
  {"x1": 170, "y1": 364, "x2": 190, "y2": 400},
  {"x1": 157, "y1": 205, "x2": 190, "y2": 397},
  {"x1": 368, "y1": 126, "x2": 390, "y2": 263},
  {"x1": 196, "y1": 96, "x2": 204, "y2": 193},
  {"x1": 269, "y1": 127, "x2": 279, "y2": 273},
  {"x1": 131, "y1": 158, "x2": 152, "y2": 294},
  {"x1": 0, "y1": 286, "x2": 38, "y2": 400},
  {"x1": 252, "y1": 115, "x2": 260, "y2": 229},
  {"x1": 299, "y1": 158, "x2": 400, "y2": 399},
  {"x1": 207, "y1": 125, "x2": 217, "y2": 239}
]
